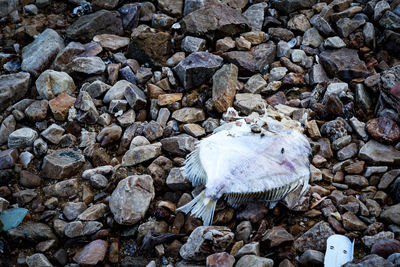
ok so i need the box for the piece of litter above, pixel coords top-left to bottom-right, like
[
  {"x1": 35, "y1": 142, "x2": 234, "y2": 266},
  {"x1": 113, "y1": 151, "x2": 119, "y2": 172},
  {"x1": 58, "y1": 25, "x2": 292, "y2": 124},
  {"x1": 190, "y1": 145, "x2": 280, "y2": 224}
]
[{"x1": 324, "y1": 234, "x2": 354, "y2": 267}]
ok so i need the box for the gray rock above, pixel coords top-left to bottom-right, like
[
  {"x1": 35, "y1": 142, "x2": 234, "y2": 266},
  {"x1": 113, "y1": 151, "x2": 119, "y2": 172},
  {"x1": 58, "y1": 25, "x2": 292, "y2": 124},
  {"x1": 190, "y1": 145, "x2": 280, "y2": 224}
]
[
  {"x1": 0, "y1": 0, "x2": 18, "y2": 17},
  {"x1": 33, "y1": 138, "x2": 48, "y2": 156},
  {"x1": 63, "y1": 202, "x2": 87, "y2": 221},
  {"x1": 380, "y1": 11, "x2": 400, "y2": 30},
  {"x1": 311, "y1": 15, "x2": 335, "y2": 36},
  {"x1": 379, "y1": 169, "x2": 400, "y2": 189},
  {"x1": 270, "y1": 67, "x2": 288, "y2": 81},
  {"x1": 124, "y1": 83, "x2": 147, "y2": 110},
  {"x1": 374, "y1": 1, "x2": 391, "y2": 21},
  {"x1": 143, "y1": 121, "x2": 163, "y2": 142},
  {"x1": 41, "y1": 148, "x2": 85, "y2": 179},
  {"x1": 362, "y1": 232, "x2": 394, "y2": 248},
  {"x1": 235, "y1": 242, "x2": 260, "y2": 257},
  {"x1": 161, "y1": 134, "x2": 198, "y2": 156},
  {"x1": 82, "y1": 221, "x2": 103, "y2": 235},
  {"x1": 337, "y1": 143, "x2": 358, "y2": 161},
  {"x1": 172, "y1": 107, "x2": 205, "y2": 123},
  {"x1": 302, "y1": 28, "x2": 323, "y2": 48},
  {"x1": 166, "y1": 167, "x2": 192, "y2": 191},
  {"x1": 53, "y1": 42, "x2": 85, "y2": 72},
  {"x1": 8, "y1": 128, "x2": 38, "y2": 149},
  {"x1": 7, "y1": 222, "x2": 56, "y2": 241},
  {"x1": 180, "y1": 226, "x2": 234, "y2": 261},
  {"x1": 336, "y1": 18, "x2": 365, "y2": 38},
  {"x1": 234, "y1": 93, "x2": 266, "y2": 115},
  {"x1": 355, "y1": 83, "x2": 372, "y2": 110},
  {"x1": 68, "y1": 56, "x2": 106, "y2": 75},
  {"x1": 43, "y1": 179, "x2": 79, "y2": 197},
  {"x1": 298, "y1": 250, "x2": 324, "y2": 266},
  {"x1": 35, "y1": 70, "x2": 76, "y2": 100},
  {"x1": 41, "y1": 124, "x2": 65, "y2": 144},
  {"x1": 332, "y1": 135, "x2": 352, "y2": 151},
  {"x1": 276, "y1": 41, "x2": 291, "y2": 58},
  {"x1": 66, "y1": 9, "x2": 123, "y2": 42},
  {"x1": 183, "y1": 0, "x2": 206, "y2": 16},
  {"x1": 324, "y1": 36, "x2": 346, "y2": 48},
  {"x1": 122, "y1": 143, "x2": 162, "y2": 166},
  {"x1": 77, "y1": 203, "x2": 108, "y2": 220},
  {"x1": 343, "y1": 254, "x2": 394, "y2": 267},
  {"x1": 173, "y1": 52, "x2": 223, "y2": 90},
  {"x1": 0, "y1": 115, "x2": 16, "y2": 145},
  {"x1": 0, "y1": 72, "x2": 31, "y2": 111},
  {"x1": 109, "y1": 175, "x2": 155, "y2": 225},
  {"x1": 64, "y1": 221, "x2": 84, "y2": 238},
  {"x1": 75, "y1": 91, "x2": 99, "y2": 124},
  {"x1": 294, "y1": 221, "x2": 335, "y2": 253},
  {"x1": 26, "y1": 253, "x2": 53, "y2": 267},
  {"x1": 212, "y1": 64, "x2": 239, "y2": 113},
  {"x1": 21, "y1": 29, "x2": 64, "y2": 77},
  {"x1": 81, "y1": 80, "x2": 111, "y2": 99},
  {"x1": 25, "y1": 100, "x2": 48, "y2": 122},
  {"x1": 90, "y1": 174, "x2": 108, "y2": 189},
  {"x1": 242, "y1": 2, "x2": 267, "y2": 31},
  {"x1": 363, "y1": 22, "x2": 376, "y2": 47},
  {"x1": 103, "y1": 80, "x2": 131, "y2": 104},
  {"x1": 271, "y1": 0, "x2": 316, "y2": 14},
  {"x1": 156, "y1": 108, "x2": 170, "y2": 127},
  {"x1": 381, "y1": 204, "x2": 400, "y2": 225},
  {"x1": 235, "y1": 255, "x2": 273, "y2": 267},
  {"x1": 310, "y1": 64, "x2": 328, "y2": 85},
  {"x1": 243, "y1": 74, "x2": 267, "y2": 94},
  {"x1": 181, "y1": 36, "x2": 206, "y2": 53},
  {"x1": 359, "y1": 140, "x2": 400, "y2": 165}
]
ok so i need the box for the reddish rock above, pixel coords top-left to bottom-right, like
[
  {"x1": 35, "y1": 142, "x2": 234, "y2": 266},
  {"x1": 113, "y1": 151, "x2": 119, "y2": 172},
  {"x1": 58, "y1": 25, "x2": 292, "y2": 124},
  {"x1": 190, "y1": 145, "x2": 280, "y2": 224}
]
[
  {"x1": 371, "y1": 239, "x2": 400, "y2": 259},
  {"x1": 74, "y1": 239, "x2": 108, "y2": 266},
  {"x1": 49, "y1": 93, "x2": 76, "y2": 121},
  {"x1": 0, "y1": 149, "x2": 18, "y2": 170},
  {"x1": 262, "y1": 226, "x2": 294, "y2": 247},
  {"x1": 207, "y1": 252, "x2": 235, "y2": 267},
  {"x1": 366, "y1": 117, "x2": 400, "y2": 144}
]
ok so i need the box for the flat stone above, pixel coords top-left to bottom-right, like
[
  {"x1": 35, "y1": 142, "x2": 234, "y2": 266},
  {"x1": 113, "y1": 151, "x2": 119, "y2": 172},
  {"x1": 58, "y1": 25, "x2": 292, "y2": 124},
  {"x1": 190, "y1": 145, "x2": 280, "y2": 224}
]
[
  {"x1": 77, "y1": 203, "x2": 108, "y2": 221},
  {"x1": 158, "y1": 93, "x2": 183, "y2": 106},
  {"x1": 243, "y1": 74, "x2": 267, "y2": 94},
  {"x1": 161, "y1": 134, "x2": 198, "y2": 156},
  {"x1": 166, "y1": 167, "x2": 192, "y2": 191},
  {"x1": 43, "y1": 179, "x2": 79, "y2": 197},
  {"x1": 21, "y1": 29, "x2": 64, "y2": 77},
  {"x1": 66, "y1": 10, "x2": 123, "y2": 42},
  {"x1": 26, "y1": 253, "x2": 53, "y2": 267},
  {"x1": 64, "y1": 221, "x2": 84, "y2": 238},
  {"x1": 362, "y1": 231, "x2": 395, "y2": 248},
  {"x1": 181, "y1": 3, "x2": 250, "y2": 40},
  {"x1": 271, "y1": 0, "x2": 316, "y2": 14},
  {"x1": 93, "y1": 34, "x2": 130, "y2": 50},
  {"x1": 124, "y1": 83, "x2": 147, "y2": 110},
  {"x1": 302, "y1": 28, "x2": 323, "y2": 48},
  {"x1": 172, "y1": 107, "x2": 205, "y2": 123},
  {"x1": 298, "y1": 250, "x2": 324, "y2": 266},
  {"x1": 337, "y1": 143, "x2": 358, "y2": 161},
  {"x1": 110, "y1": 175, "x2": 155, "y2": 225},
  {"x1": 40, "y1": 124, "x2": 65, "y2": 144},
  {"x1": 81, "y1": 80, "x2": 111, "y2": 99},
  {"x1": 371, "y1": 239, "x2": 400, "y2": 259},
  {"x1": 63, "y1": 202, "x2": 87, "y2": 221},
  {"x1": 366, "y1": 117, "x2": 400, "y2": 144},
  {"x1": 183, "y1": 123, "x2": 206, "y2": 137},
  {"x1": 207, "y1": 252, "x2": 235, "y2": 267},
  {"x1": 174, "y1": 52, "x2": 223, "y2": 90},
  {"x1": 294, "y1": 221, "x2": 335, "y2": 253},
  {"x1": 25, "y1": 100, "x2": 48, "y2": 122},
  {"x1": 54, "y1": 42, "x2": 86, "y2": 72},
  {"x1": 35, "y1": 70, "x2": 75, "y2": 100},
  {"x1": 378, "y1": 169, "x2": 400, "y2": 189},
  {"x1": 7, "y1": 222, "x2": 56, "y2": 242},
  {"x1": 319, "y1": 48, "x2": 369, "y2": 82},
  {"x1": 324, "y1": 36, "x2": 346, "y2": 48},
  {"x1": 359, "y1": 140, "x2": 400, "y2": 165},
  {"x1": 262, "y1": 226, "x2": 294, "y2": 248},
  {"x1": 342, "y1": 211, "x2": 367, "y2": 231},
  {"x1": 49, "y1": 93, "x2": 76, "y2": 121},
  {"x1": 74, "y1": 239, "x2": 108, "y2": 266},
  {"x1": 181, "y1": 36, "x2": 206, "y2": 53},
  {"x1": 180, "y1": 226, "x2": 234, "y2": 261},
  {"x1": 234, "y1": 93, "x2": 266, "y2": 115},
  {"x1": 41, "y1": 148, "x2": 85, "y2": 179},
  {"x1": 242, "y1": 2, "x2": 267, "y2": 31},
  {"x1": 68, "y1": 56, "x2": 106, "y2": 75},
  {"x1": 336, "y1": 18, "x2": 365, "y2": 38},
  {"x1": 122, "y1": 143, "x2": 162, "y2": 166},
  {"x1": 235, "y1": 255, "x2": 273, "y2": 267},
  {"x1": 0, "y1": 72, "x2": 31, "y2": 111},
  {"x1": 381, "y1": 204, "x2": 400, "y2": 225},
  {"x1": 212, "y1": 64, "x2": 239, "y2": 113}
]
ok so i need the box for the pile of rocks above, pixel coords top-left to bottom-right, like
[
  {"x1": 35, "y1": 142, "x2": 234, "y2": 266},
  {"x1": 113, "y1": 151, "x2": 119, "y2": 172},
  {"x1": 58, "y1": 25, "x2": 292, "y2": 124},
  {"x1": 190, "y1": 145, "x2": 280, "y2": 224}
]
[{"x1": 1, "y1": 0, "x2": 400, "y2": 266}]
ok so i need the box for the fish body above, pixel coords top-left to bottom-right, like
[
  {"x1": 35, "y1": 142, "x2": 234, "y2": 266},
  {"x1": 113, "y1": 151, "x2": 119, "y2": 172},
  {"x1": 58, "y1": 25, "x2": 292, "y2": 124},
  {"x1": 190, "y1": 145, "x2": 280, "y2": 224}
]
[{"x1": 177, "y1": 113, "x2": 312, "y2": 226}]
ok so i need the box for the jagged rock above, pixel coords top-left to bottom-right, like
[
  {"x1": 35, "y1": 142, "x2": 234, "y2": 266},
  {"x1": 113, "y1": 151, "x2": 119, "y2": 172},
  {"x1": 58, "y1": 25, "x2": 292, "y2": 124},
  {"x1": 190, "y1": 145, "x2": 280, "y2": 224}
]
[
  {"x1": 41, "y1": 148, "x2": 85, "y2": 179},
  {"x1": 359, "y1": 140, "x2": 400, "y2": 165},
  {"x1": 271, "y1": 0, "x2": 317, "y2": 14},
  {"x1": 0, "y1": 72, "x2": 31, "y2": 111},
  {"x1": 212, "y1": 64, "x2": 239, "y2": 113},
  {"x1": 8, "y1": 128, "x2": 38, "y2": 149},
  {"x1": 35, "y1": 70, "x2": 76, "y2": 100},
  {"x1": 122, "y1": 143, "x2": 162, "y2": 166},
  {"x1": 161, "y1": 134, "x2": 198, "y2": 156},
  {"x1": 294, "y1": 221, "x2": 335, "y2": 253}
]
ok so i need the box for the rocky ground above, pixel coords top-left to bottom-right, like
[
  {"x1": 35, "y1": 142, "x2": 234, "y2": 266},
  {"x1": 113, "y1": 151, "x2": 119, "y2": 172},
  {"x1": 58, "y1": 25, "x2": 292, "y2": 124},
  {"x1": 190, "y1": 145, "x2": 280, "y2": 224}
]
[{"x1": 1, "y1": 0, "x2": 400, "y2": 266}]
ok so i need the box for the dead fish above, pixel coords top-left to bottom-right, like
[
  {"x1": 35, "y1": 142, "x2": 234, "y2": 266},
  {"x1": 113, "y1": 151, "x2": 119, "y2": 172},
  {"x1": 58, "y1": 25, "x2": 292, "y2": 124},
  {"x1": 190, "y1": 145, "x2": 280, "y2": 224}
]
[{"x1": 177, "y1": 112, "x2": 311, "y2": 226}]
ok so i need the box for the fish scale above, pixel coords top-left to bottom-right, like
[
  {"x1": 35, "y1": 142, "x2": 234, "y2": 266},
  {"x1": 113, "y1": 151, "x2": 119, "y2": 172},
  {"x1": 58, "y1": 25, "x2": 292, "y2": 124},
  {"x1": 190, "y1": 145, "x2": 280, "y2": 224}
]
[{"x1": 177, "y1": 111, "x2": 312, "y2": 226}]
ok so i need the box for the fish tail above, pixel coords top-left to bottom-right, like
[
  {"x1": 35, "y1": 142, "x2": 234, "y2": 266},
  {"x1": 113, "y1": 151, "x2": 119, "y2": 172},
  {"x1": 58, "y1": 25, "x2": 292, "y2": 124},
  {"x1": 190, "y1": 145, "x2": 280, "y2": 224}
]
[{"x1": 176, "y1": 191, "x2": 217, "y2": 226}]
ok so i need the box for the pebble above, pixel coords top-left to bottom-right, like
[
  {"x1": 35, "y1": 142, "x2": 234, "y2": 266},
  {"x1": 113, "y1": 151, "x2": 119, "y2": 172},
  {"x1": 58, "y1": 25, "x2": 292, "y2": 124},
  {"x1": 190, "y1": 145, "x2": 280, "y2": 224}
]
[
  {"x1": 74, "y1": 239, "x2": 108, "y2": 266},
  {"x1": 8, "y1": 128, "x2": 38, "y2": 149}
]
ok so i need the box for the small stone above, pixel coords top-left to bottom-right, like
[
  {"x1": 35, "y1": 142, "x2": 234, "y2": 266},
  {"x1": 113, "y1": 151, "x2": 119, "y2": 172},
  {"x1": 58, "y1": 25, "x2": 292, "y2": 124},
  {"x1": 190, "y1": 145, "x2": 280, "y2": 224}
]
[
  {"x1": 294, "y1": 221, "x2": 335, "y2": 253},
  {"x1": 63, "y1": 202, "x2": 87, "y2": 221},
  {"x1": 97, "y1": 125, "x2": 122, "y2": 146},
  {"x1": 206, "y1": 252, "x2": 235, "y2": 267},
  {"x1": 25, "y1": 100, "x2": 48, "y2": 122},
  {"x1": 298, "y1": 250, "x2": 324, "y2": 266},
  {"x1": 288, "y1": 14, "x2": 311, "y2": 32},
  {"x1": 234, "y1": 93, "x2": 266, "y2": 115},
  {"x1": 342, "y1": 211, "x2": 367, "y2": 231},
  {"x1": 35, "y1": 70, "x2": 76, "y2": 100},
  {"x1": 235, "y1": 255, "x2": 273, "y2": 267},
  {"x1": 183, "y1": 124, "x2": 206, "y2": 137},
  {"x1": 302, "y1": 28, "x2": 323, "y2": 48},
  {"x1": 243, "y1": 74, "x2": 266, "y2": 94},
  {"x1": 161, "y1": 134, "x2": 198, "y2": 156},
  {"x1": 74, "y1": 239, "x2": 108, "y2": 266},
  {"x1": 166, "y1": 167, "x2": 192, "y2": 191},
  {"x1": 41, "y1": 148, "x2": 85, "y2": 179},
  {"x1": 8, "y1": 128, "x2": 38, "y2": 149},
  {"x1": 371, "y1": 239, "x2": 400, "y2": 259},
  {"x1": 181, "y1": 36, "x2": 206, "y2": 53},
  {"x1": 109, "y1": 175, "x2": 155, "y2": 225},
  {"x1": 366, "y1": 117, "x2": 400, "y2": 144},
  {"x1": 337, "y1": 143, "x2": 358, "y2": 161},
  {"x1": 68, "y1": 56, "x2": 106, "y2": 75},
  {"x1": 122, "y1": 143, "x2": 162, "y2": 166},
  {"x1": 124, "y1": 83, "x2": 147, "y2": 110},
  {"x1": 93, "y1": 34, "x2": 130, "y2": 50},
  {"x1": 41, "y1": 124, "x2": 65, "y2": 144},
  {"x1": 26, "y1": 253, "x2": 53, "y2": 267},
  {"x1": 236, "y1": 36, "x2": 251, "y2": 50},
  {"x1": 64, "y1": 221, "x2": 84, "y2": 238},
  {"x1": 216, "y1": 37, "x2": 236, "y2": 52},
  {"x1": 212, "y1": 64, "x2": 239, "y2": 113},
  {"x1": 324, "y1": 36, "x2": 346, "y2": 49},
  {"x1": 172, "y1": 107, "x2": 205, "y2": 123},
  {"x1": 49, "y1": 93, "x2": 76, "y2": 121},
  {"x1": 77, "y1": 203, "x2": 108, "y2": 221},
  {"x1": 158, "y1": 93, "x2": 183, "y2": 106},
  {"x1": 336, "y1": 18, "x2": 365, "y2": 38},
  {"x1": 359, "y1": 140, "x2": 400, "y2": 165},
  {"x1": 262, "y1": 226, "x2": 294, "y2": 248}
]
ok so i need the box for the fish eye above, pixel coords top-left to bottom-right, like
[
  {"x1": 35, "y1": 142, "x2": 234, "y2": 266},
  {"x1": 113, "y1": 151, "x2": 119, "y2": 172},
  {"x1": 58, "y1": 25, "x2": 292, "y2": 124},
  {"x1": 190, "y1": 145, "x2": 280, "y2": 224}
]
[
  {"x1": 281, "y1": 148, "x2": 285, "y2": 154},
  {"x1": 343, "y1": 250, "x2": 347, "y2": 254},
  {"x1": 330, "y1": 246, "x2": 334, "y2": 249}
]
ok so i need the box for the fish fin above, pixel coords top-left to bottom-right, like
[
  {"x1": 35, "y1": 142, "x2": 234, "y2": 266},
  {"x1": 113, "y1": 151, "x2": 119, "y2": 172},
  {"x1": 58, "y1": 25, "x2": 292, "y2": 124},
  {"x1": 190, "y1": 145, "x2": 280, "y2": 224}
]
[
  {"x1": 183, "y1": 149, "x2": 207, "y2": 186},
  {"x1": 177, "y1": 191, "x2": 216, "y2": 226},
  {"x1": 269, "y1": 201, "x2": 278, "y2": 209}
]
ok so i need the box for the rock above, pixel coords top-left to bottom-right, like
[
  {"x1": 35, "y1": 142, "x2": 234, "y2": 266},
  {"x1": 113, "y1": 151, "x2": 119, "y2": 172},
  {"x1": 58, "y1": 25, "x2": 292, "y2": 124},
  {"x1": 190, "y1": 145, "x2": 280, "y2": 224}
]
[
  {"x1": 207, "y1": 252, "x2": 235, "y2": 267},
  {"x1": 262, "y1": 226, "x2": 294, "y2": 248},
  {"x1": 344, "y1": 254, "x2": 394, "y2": 267},
  {"x1": 97, "y1": 124, "x2": 122, "y2": 146},
  {"x1": 302, "y1": 28, "x2": 323, "y2": 48},
  {"x1": 234, "y1": 93, "x2": 266, "y2": 115},
  {"x1": 143, "y1": 121, "x2": 163, "y2": 141},
  {"x1": 161, "y1": 134, "x2": 198, "y2": 156},
  {"x1": 0, "y1": 0, "x2": 17, "y2": 17},
  {"x1": 158, "y1": 0, "x2": 183, "y2": 16},
  {"x1": 172, "y1": 107, "x2": 205, "y2": 123},
  {"x1": 124, "y1": 83, "x2": 147, "y2": 110},
  {"x1": 74, "y1": 239, "x2": 108, "y2": 266},
  {"x1": 336, "y1": 18, "x2": 365, "y2": 38},
  {"x1": 362, "y1": 232, "x2": 395, "y2": 248},
  {"x1": 288, "y1": 14, "x2": 311, "y2": 33},
  {"x1": 26, "y1": 253, "x2": 53, "y2": 267},
  {"x1": 359, "y1": 140, "x2": 400, "y2": 165},
  {"x1": 8, "y1": 128, "x2": 38, "y2": 149},
  {"x1": 379, "y1": 169, "x2": 400, "y2": 189},
  {"x1": 122, "y1": 143, "x2": 162, "y2": 166},
  {"x1": 43, "y1": 179, "x2": 79, "y2": 197},
  {"x1": 137, "y1": 220, "x2": 169, "y2": 241},
  {"x1": 166, "y1": 167, "x2": 192, "y2": 191},
  {"x1": 183, "y1": 123, "x2": 206, "y2": 137},
  {"x1": 324, "y1": 36, "x2": 346, "y2": 49},
  {"x1": 243, "y1": 74, "x2": 267, "y2": 94},
  {"x1": 235, "y1": 242, "x2": 260, "y2": 257},
  {"x1": 235, "y1": 255, "x2": 273, "y2": 267},
  {"x1": 110, "y1": 175, "x2": 155, "y2": 225},
  {"x1": 127, "y1": 27, "x2": 172, "y2": 66},
  {"x1": 25, "y1": 100, "x2": 48, "y2": 122},
  {"x1": 181, "y1": 3, "x2": 250, "y2": 40},
  {"x1": 158, "y1": 93, "x2": 183, "y2": 106},
  {"x1": 235, "y1": 221, "x2": 252, "y2": 242},
  {"x1": 366, "y1": 117, "x2": 400, "y2": 144},
  {"x1": 242, "y1": 2, "x2": 267, "y2": 31},
  {"x1": 75, "y1": 91, "x2": 99, "y2": 124},
  {"x1": 298, "y1": 250, "x2": 324, "y2": 266},
  {"x1": 380, "y1": 11, "x2": 400, "y2": 30},
  {"x1": 40, "y1": 124, "x2": 64, "y2": 144},
  {"x1": 21, "y1": 29, "x2": 64, "y2": 77},
  {"x1": 212, "y1": 64, "x2": 239, "y2": 113},
  {"x1": 7, "y1": 222, "x2": 56, "y2": 241},
  {"x1": 181, "y1": 36, "x2": 206, "y2": 53},
  {"x1": 294, "y1": 221, "x2": 335, "y2": 253},
  {"x1": 92, "y1": 0, "x2": 119, "y2": 9},
  {"x1": 66, "y1": 10, "x2": 123, "y2": 42},
  {"x1": 0, "y1": 72, "x2": 31, "y2": 111},
  {"x1": 342, "y1": 211, "x2": 367, "y2": 231},
  {"x1": 41, "y1": 148, "x2": 85, "y2": 179},
  {"x1": 77, "y1": 203, "x2": 108, "y2": 220},
  {"x1": 64, "y1": 221, "x2": 84, "y2": 238},
  {"x1": 310, "y1": 64, "x2": 328, "y2": 85},
  {"x1": 93, "y1": 34, "x2": 130, "y2": 50},
  {"x1": 48, "y1": 93, "x2": 76, "y2": 121},
  {"x1": 216, "y1": 37, "x2": 236, "y2": 52},
  {"x1": 371, "y1": 239, "x2": 400, "y2": 259},
  {"x1": 180, "y1": 226, "x2": 234, "y2": 261},
  {"x1": 381, "y1": 204, "x2": 400, "y2": 225},
  {"x1": 173, "y1": 52, "x2": 223, "y2": 90},
  {"x1": 271, "y1": 0, "x2": 316, "y2": 14},
  {"x1": 63, "y1": 202, "x2": 87, "y2": 221},
  {"x1": 68, "y1": 56, "x2": 106, "y2": 75},
  {"x1": 35, "y1": 70, "x2": 76, "y2": 100},
  {"x1": 82, "y1": 80, "x2": 111, "y2": 99},
  {"x1": 375, "y1": 0, "x2": 391, "y2": 21},
  {"x1": 337, "y1": 143, "x2": 358, "y2": 160},
  {"x1": 319, "y1": 48, "x2": 370, "y2": 82}
]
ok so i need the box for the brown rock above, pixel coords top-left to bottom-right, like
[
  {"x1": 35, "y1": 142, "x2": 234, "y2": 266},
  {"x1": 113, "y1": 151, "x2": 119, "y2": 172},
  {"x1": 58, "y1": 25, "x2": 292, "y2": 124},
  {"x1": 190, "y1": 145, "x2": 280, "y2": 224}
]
[
  {"x1": 366, "y1": 117, "x2": 400, "y2": 144},
  {"x1": 207, "y1": 252, "x2": 235, "y2": 267},
  {"x1": 74, "y1": 239, "x2": 108, "y2": 266},
  {"x1": 158, "y1": 93, "x2": 183, "y2": 106},
  {"x1": 294, "y1": 221, "x2": 335, "y2": 253},
  {"x1": 262, "y1": 226, "x2": 294, "y2": 247},
  {"x1": 41, "y1": 148, "x2": 85, "y2": 179},
  {"x1": 212, "y1": 64, "x2": 239, "y2": 113},
  {"x1": 93, "y1": 34, "x2": 130, "y2": 50},
  {"x1": 49, "y1": 93, "x2": 76, "y2": 121},
  {"x1": 342, "y1": 211, "x2": 367, "y2": 231},
  {"x1": 0, "y1": 149, "x2": 18, "y2": 170},
  {"x1": 371, "y1": 239, "x2": 400, "y2": 259}
]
